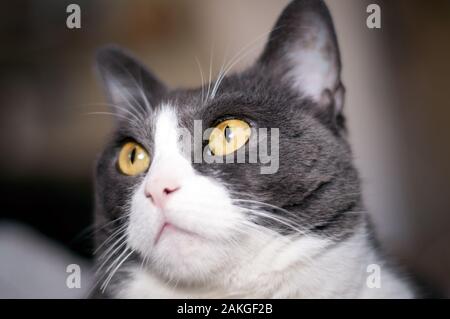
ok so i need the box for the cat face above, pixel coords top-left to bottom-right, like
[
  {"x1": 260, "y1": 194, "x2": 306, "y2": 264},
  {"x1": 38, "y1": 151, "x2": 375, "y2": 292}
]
[{"x1": 94, "y1": 0, "x2": 363, "y2": 288}]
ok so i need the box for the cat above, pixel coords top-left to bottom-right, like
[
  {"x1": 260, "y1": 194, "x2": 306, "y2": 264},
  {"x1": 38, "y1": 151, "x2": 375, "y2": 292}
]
[{"x1": 91, "y1": 0, "x2": 416, "y2": 298}]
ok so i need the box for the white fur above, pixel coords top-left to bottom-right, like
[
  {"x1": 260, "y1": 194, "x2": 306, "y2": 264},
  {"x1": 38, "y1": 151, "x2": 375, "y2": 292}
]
[
  {"x1": 119, "y1": 224, "x2": 413, "y2": 298},
  {"x1": 287, "y1": 20, "x2": 339, "y2": 102},
  {"x1": 118, "y1": 105, "x2": 414, "y2": 299}
]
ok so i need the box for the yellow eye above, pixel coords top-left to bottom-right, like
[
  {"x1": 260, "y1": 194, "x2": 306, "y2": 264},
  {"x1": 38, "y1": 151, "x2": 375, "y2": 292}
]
[
  {"x1": 208, "y1": 119, "x2": 251, "y2": 156},
  {"x1": 117, "y1": 142, "x2": 150, "y2": 176}
]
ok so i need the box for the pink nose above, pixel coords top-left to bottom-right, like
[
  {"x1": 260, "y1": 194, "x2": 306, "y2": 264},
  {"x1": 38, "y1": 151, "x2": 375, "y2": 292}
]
[{"x1": 145, "y1": 179, "x2": 181, "y2": 209}]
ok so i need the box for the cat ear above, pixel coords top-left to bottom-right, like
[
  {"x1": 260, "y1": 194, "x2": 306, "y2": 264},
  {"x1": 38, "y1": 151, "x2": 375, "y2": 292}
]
[
  {"x1": 95, "y1": 45, "x2": 166, "y2": 115},
  {"x1": 258, "y1": 0, "x2": 345, "y2": 120}
]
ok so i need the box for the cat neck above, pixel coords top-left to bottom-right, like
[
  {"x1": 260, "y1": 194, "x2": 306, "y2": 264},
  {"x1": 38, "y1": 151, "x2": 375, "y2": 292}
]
[{"x1": 112, "y1": 223, "x2": 414, "y2": 298}]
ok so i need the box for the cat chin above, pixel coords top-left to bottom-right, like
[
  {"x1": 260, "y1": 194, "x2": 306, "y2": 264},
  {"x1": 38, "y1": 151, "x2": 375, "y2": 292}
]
[{"x1": 145, "y1": 235, "x2": 234, "y2": 283}]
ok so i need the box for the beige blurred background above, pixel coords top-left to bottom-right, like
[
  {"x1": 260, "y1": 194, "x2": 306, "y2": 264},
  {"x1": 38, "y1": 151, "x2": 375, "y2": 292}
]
[{"x1": 0, "y1": 0, "x2": 449, "y2": 297}]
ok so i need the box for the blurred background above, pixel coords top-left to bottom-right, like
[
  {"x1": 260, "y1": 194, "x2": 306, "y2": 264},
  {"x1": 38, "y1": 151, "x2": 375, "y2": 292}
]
[{"x1": 0, "y1": 0, "x2": 449, "y2": 298}]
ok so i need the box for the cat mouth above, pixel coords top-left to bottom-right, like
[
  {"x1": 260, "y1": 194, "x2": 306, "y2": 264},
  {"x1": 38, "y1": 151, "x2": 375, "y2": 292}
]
[{"x1": 153, "y1": 222, "x2": 199, "y2": 245}]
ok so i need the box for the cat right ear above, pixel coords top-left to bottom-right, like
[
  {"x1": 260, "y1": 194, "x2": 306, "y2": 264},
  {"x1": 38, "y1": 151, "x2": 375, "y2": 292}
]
[
  {"x1": 257, "y1": 0, "x2": 345, "y2": 128},
  {"x1": 95, "y1": 45, "x2": 166, "y2": 115}
]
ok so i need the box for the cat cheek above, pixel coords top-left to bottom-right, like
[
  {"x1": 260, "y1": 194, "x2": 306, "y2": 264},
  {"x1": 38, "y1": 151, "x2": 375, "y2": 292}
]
[{"x1": 126, "y1": 184, "x2": 163, "y2": 254}]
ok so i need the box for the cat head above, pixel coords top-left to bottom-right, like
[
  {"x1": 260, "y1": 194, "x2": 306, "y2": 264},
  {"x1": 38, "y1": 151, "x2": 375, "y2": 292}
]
[{"x1": 94, "y1": 0, "x2": 362, "y2": 289}]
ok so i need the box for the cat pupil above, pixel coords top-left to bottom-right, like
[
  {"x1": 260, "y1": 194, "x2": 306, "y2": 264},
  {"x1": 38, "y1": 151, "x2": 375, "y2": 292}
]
[
  {"x1": 224, "y1": 126, "x2": 232, "y2": 143},
  {"x1": 130, "y1": 147, "x2": 136, "y2": 164}
]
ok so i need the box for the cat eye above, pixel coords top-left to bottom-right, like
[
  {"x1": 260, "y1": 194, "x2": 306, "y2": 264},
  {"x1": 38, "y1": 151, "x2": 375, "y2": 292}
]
[
  {"x1": 117, "y1": 142, "x2": 151, "y2": 176},
  {"x1": 208, "y1": 119, "x2": 251, "y2": 156}
]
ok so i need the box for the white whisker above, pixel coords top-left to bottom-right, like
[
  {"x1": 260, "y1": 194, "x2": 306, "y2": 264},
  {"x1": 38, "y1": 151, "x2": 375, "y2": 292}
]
[
  {"x1": 210, "y1": 28, "x2": 274, "y2": 99},
  {"x1": 194, "y1": 56, "x2": 206, "y2": 105},
  {"x1": 101, "y1": 248, "x2": 134, "y2": 293}
]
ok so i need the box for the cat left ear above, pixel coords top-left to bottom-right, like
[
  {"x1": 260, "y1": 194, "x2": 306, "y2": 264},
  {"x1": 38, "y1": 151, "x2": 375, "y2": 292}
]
[
  {"x1": 258, "y1": 0, "x2": 345, "y2": 125},
  {"x1": 95, "y1": 45, "x2": 166, "y2": 115}
]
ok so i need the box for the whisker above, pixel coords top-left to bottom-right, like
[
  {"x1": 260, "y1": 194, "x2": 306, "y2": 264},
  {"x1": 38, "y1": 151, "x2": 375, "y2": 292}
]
[
  {"x1": 80, "y1": 102, "x2": 142, "y2": 124},
  {"x1": 210, "y1": 27, "x2": 277, "y2": 99},
  {"x1": 82, "y1": 111, "x2": 140, "y2": 128},
  {"x1": 205, "y1": 41, "x2": 215, "y2": 102},
  {"x1": 94, "y1": 223, "x2": 129, "y2": 255},
  {"x1": 90, "y1": 235, "x2": 129, "y2": 295},
  {"x1": 112, "y1": 59, "x2": 152, "y2": 117},
  {"x1": 101, "y1": 248, "x2": 134, "y2": 293},
  {"x1": 96, "y1": 234, "x2": 128, "y2": 274},
  {"x1": 72, "y1": 213, "x2": 129, "y2": 247},
  {"x1": 136, "y1": 68, "x2": 152, "y2": 111},
  {"x1": 241, "y1": 208, "x2": 308, "y2": 236},
  {"x1": 232, "y1": 198, "x2": 309, "y2": 219},
  {"x1": 194, "y1": 56, "x2": 206, "y2": 106},
  {"x1": 109, "y1": 80, "x2": 145, "y2": 119},
  {"x1": 210, "y1": 41, "x2": 230, "y2": 100}
]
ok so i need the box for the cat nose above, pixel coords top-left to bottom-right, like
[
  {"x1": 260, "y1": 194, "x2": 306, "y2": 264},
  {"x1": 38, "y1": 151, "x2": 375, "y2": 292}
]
[{"x1": 144, "y1": 179, "x2": 181, "y2": 209}]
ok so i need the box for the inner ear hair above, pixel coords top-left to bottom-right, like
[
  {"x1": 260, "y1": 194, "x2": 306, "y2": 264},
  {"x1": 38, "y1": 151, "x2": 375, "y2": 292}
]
[{"x1": 319, "y1": 82, "x2": 345, "y2": 115}]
